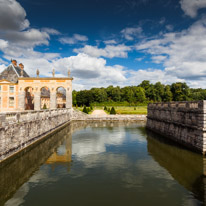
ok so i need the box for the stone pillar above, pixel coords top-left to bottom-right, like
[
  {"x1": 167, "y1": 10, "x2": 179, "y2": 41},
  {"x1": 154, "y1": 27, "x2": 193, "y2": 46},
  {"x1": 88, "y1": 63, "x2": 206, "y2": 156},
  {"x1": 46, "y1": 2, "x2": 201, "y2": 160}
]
[
  {"x1": 66, "y1": 87, "x2": 72, "y2": 108},
  {"x1": 50, "y1": 92, "x2": 56, "y2": 109},
  {"x1": 18, "y1": 91, "x2": 25, "y2": 111},
  {"x1": 34, "y1": 92, "x2": 41, "y2": 110}
]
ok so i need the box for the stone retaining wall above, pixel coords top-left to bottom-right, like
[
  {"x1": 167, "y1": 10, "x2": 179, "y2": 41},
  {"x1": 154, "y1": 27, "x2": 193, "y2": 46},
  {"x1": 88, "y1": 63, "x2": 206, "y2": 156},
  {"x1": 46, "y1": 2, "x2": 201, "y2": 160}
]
[
  {"x1": 147, "y1": 101, "x2": 206, "y2": 154},
  {"x1": 0, "y1": 108, "x2": 73, "y2": 161},
  {"x1": 0, "y1": 108, "x2": 146, "y2": 162}
]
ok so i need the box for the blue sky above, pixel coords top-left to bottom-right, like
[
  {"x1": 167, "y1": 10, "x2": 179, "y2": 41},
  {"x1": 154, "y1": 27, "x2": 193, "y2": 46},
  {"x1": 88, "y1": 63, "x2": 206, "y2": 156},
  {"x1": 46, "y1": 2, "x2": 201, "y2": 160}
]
[{"x1": 0, "y1": 0, "x2": 206, "y2": 90}]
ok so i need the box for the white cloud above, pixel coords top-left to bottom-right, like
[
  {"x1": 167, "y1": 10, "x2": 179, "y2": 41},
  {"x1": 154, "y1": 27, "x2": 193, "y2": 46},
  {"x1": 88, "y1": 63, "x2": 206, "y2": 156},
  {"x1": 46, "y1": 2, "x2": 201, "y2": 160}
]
[
  {"x1": 0, "y1": 0, "x2": 60, "y2": 59},
  {"x1": 41, "y1": 28, "x2": 60, "y2": 35},
  {"x1": 135, "y1": 17, "x2": 206, "y2": 87},
  {"x1": 0, "y1": 0, "x2": 29, "y2": 31},
  {"x1": 74, "y1": 44, "x2": 131, "y2": 58},
  {"x1": 59, "y1": 34, "x2": 88, "y2": 45},
  {"x1": 121, "y1": 26, "x2": 142, "y2": 40},
  {"x1": 151, "y1": 55, "x2": 167, "y2": 64},
  {"x1": 135, "y1": 57, "x2": 144, "y2": 61},
  {"x1": 159, "y1": 17, "x2": 166, "y2": 25},
  {"x1": 104, "y1": 40, "x2": 118, "y2": 45},
  {"x1": 0, "y1": 39, "x2": 8, "y2": 49},
  {"x1": 180, "y1": 0, "x2": 206, "y2": 18},
  {"x1": 128, "y1": 69, "x2": 183, "y2": 86},
  {"x1": 165, "y1": 25, "x2": 174, "y2": 31},
  {"x1": 14, "y1": 53, "x2": 126, "y2": 90}
]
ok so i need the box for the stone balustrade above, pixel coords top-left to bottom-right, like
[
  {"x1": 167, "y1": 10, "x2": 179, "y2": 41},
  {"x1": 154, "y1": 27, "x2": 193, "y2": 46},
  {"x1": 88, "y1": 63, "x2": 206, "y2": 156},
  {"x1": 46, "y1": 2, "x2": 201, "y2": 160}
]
[{"x1": 147, "y1": 100, "x2": 206, "y2": 154}]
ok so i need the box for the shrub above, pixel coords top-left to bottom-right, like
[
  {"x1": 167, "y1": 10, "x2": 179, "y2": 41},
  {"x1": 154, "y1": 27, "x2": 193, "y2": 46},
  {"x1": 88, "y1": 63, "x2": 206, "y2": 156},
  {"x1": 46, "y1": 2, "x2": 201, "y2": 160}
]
[
  {"x1": 104, "y1": 106, "x2": 107, "y2": 110},
  {"x1": 83, "y1": 106, "x2": 88, "y2": 114},
  {"x1": 134, "y1": 107, "x2": 136, "y2": 110},
  {"x1": 107, "y1": 108, "x2": 111, "y2": 113},
  {"x1": 90, "y1": 106, "x2": 93, "y2": 111},
  {"x1": 110, "y1": 107, "x2": 116, "y2": 115},
  {"x1": 43, "y1": 103, "x2": 47, "y2": 109}
]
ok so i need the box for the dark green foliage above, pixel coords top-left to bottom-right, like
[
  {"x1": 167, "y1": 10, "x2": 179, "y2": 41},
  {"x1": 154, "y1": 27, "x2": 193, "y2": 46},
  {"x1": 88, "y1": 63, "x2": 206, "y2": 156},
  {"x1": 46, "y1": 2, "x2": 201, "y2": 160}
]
[
  {"x1": 107, "y1": 108, "x2": 111, "y2": 112},
  {"x1": 43, "y1": 103, "x2": 47, "y2": 109},
  {"x1": 90, "y1": 106, "x2": 93, "y2": 111},
  {"x1": 72, "y1": 80, "x2": 206, "y2": 106},
  {"x1": 110, "y1": 107, "x2": 116, "y2": 114},
  {"x1": 134, "y1": 107, "x2": 136, "y2": 110},
  {"x1": 104, "y1": 106, "x2": 107, "y2": 110},
  {"x1": 83, "y1": 106, "x2": 88, "y2": 114}
]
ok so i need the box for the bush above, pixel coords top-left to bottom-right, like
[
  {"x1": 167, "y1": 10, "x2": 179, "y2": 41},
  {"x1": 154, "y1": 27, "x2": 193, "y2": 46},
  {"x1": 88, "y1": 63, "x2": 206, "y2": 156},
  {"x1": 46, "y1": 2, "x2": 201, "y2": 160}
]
[
  {"x1": 83, "y1": 106, "x2": 88, "y2": 114},
  {"x1": 90, "y1": 106, "x2": 93, "y2": 111},
  {"x1": 104, "y1": 106, "x2": 107, "y2": 110},
  {"x1": 134, "y1": 107, "x2": 136, "y2": 110},
  {"x1": 107, "y1": 108, "x2": 111, "y2": 113},
  {"x1": 43, "y1": 103, "x2": 47, "y2": 109},
  {"x1": 110, "y1": 107, "x2": 116, "y2": 115}
]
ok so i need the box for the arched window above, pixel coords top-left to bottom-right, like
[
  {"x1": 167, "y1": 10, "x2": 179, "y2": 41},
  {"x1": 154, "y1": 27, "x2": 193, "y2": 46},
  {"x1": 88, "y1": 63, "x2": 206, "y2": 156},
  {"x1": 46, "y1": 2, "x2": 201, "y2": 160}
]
[
  {"x1": 25, "y1": 87, "x2": 34, "y2": 110},
  {"x1": 40, "y1": 87, "x2": 50, "y2": 109},
  {"x1": 56, "y1": 87, "x2": 66, "y2": 108}
]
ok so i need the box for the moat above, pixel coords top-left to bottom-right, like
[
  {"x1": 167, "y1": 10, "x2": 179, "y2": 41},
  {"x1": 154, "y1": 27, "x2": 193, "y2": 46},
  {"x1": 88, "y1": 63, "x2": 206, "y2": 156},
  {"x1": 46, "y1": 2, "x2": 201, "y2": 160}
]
[{"x1": 0, "y1": 121, "x2": 205, "y2": 206}]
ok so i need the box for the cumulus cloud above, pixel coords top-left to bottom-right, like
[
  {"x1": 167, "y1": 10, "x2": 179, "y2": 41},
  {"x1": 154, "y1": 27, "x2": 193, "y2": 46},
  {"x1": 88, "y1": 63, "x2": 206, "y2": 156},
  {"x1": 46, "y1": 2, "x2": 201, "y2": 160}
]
[
  {"x1": 74, "y1": 44, "x2": 131, "y2": 58},
  {"x1": 0, "y1": 39, "x2": 8, "y2": 49},
  {"x1": 0, "y1": 0, "x2": 60, "y2": 58},
  {"x1": 180, "y1": 0, "x2": 206, "y2": 18},
  {"x1": 128, "y1": 69, "x2": 183, "y2": 86},
  {"x1": 135, "y1": 17, "x2": 206, "y2": 87},
  {"x1": 0, "y1": 0, "x2": 29, "y2": 31},
  {"x1": 59, "y1": 34, "x2": 88, "y2": 45},
  {"x1": 14, "y1": 53, "x2": 126, "y2": 90},
  {"x1": 121, "y1": 26, "x2": 142, "y2": 40}
]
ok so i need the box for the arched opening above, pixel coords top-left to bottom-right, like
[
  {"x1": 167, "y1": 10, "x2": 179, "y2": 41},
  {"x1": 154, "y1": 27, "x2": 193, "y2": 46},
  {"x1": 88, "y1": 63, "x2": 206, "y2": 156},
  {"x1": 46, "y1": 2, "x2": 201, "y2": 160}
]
[
  {"x1": 56, "y1": 87, "x2": 66, "y2": 108},
  {"x1": 40, "y1": 87, "x2": 50, "y2": 109},
  {"x1": 25, "y1": 87, "x2": 34, "y2": 110}
]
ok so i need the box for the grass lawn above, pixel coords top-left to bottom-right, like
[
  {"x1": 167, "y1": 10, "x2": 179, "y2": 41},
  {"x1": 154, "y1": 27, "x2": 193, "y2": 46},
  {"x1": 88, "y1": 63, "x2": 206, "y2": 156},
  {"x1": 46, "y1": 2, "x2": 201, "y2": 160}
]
[{"x1": 75, "y1": 106, "x2": 147, "y2": 115}]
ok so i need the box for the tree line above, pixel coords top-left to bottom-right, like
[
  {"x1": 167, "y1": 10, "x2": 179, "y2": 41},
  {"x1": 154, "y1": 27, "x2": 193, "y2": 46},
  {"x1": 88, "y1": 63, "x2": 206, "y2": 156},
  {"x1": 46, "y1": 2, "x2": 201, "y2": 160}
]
[{"x1": 72, "y1": 81, "x2": 206, "y2": 106}]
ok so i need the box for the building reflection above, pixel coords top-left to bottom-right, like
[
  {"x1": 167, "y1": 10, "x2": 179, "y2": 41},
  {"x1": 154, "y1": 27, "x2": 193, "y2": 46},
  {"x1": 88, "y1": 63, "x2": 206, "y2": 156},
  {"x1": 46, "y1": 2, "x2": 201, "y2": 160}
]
[
  {"x1": 146, "y1": 130, "x2": 206, "y2": 204},
  {"x1": 0, "y1": 122, "x2": 74, "y2": 206},
  {"x1": 0, "y1": 121, "x2": 133, "y2": 205}
]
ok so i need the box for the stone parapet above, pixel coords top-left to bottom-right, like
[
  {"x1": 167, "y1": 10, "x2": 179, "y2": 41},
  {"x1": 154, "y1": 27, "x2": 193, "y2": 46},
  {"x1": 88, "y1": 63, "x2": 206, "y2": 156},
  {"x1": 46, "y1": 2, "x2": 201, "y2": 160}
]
[
  {"x1": 0, "y1": 108, "x2": 73, "y2": 162},
  {"x1": 147, "y1": 100, "x2": 206, "y2": 154}
]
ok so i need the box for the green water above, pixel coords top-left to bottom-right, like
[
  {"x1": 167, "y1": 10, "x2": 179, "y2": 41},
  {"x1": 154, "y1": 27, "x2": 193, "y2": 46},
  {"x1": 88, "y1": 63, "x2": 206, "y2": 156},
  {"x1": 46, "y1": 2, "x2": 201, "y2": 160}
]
[{"x1": 0, "y1": 121, "x2": 205, "y2": 206}]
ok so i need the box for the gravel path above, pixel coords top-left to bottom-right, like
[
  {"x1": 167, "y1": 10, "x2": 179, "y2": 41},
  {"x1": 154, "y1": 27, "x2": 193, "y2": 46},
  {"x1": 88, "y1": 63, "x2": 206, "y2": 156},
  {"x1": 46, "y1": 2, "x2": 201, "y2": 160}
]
[{"x1": 91, "y1": 110, "x2": 108, "y2": 116}]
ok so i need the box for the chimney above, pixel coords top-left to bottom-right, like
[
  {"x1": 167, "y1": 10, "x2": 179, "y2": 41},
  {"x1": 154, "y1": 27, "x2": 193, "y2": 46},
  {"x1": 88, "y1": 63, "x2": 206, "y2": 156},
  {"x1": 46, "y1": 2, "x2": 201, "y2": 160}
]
[
  {"x1": 11, "y1": 59, "x2": 17, "y2": 67},
  {"x1": 19, "y1": 63, "x2": 24, "y2": 77},
  {"x1": 19, "y1": 63, "x2": 24, "y2": 70}
]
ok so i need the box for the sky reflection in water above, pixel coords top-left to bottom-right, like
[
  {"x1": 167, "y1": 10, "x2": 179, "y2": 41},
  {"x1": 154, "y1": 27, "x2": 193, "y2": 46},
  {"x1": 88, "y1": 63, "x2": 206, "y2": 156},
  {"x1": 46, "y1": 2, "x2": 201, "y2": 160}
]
[{"x1": 2, "y1": 122, "x2": 205, "y2": 206}]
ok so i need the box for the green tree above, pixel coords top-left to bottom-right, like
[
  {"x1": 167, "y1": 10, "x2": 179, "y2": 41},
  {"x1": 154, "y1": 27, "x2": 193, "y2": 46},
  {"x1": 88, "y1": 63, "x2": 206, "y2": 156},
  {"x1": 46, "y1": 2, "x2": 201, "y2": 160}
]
[
  {"x1": 163, "y1": 85, "x2": 173, "y2": 102},
  {"x1": 110, "y1": 107, "x2": 116, "y2": 114},
  {"x1": 171, "y1": 82, "x2": 190, "y2": 101},
  {"x1": 43, "y1": 103, "x2": 47, "y2": 109},
  {"x1": 83, "y1": 106, "x2": 88, "y2": 114},
  {"x1": 133, "y1": 87, "x2": 146, "y2": 102}
]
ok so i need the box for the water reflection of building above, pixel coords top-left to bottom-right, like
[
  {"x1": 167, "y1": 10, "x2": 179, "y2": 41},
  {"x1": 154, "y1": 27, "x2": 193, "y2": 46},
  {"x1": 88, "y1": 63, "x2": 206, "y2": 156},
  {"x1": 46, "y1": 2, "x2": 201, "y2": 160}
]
[
  {"x1": 146, "y1": 130, "x2": 206, "y2": 204},
  {"x1": 46, "y1": 137, "x2": 72, "y2": 167},
  {"x1": 0, "y1": 123, "x2": 74, "y2": 206}
]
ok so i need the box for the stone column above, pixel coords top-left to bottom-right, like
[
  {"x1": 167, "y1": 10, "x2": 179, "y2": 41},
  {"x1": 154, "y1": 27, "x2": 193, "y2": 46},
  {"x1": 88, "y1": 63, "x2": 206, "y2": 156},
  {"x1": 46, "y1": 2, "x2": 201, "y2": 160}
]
[
  {"x1": 66, "y1": 87, "x2": 72, "y2": 108},
  {"x1": 50, "y1": 92, "x2": 57, "y2": 109},
  {"x1": 18, "y1": 91, "x2": 25, "y2": 111},
  {"x1": 34, "y1": 91, "x2": 41, "y2": 110}
]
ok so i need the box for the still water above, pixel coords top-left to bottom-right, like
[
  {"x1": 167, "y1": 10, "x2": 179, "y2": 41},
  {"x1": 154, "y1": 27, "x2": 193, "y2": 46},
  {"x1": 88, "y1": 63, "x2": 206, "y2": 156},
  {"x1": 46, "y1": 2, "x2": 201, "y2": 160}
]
[{"x1": 0, "y1": 121, "x2": 205, "y2": 206}]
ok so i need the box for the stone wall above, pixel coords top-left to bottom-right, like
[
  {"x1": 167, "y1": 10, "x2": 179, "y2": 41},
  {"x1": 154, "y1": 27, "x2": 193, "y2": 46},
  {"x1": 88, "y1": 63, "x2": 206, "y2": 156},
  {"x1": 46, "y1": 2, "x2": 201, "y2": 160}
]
[
  {"x1": 0, "y1": 108, "x2": 146, "y2": 162},
  {"x1": 147, "y1": 101, "x2": 206, "y2": 154},
  {"x1": 0, "y1": 108, "x2": 73, "y2": 161}
]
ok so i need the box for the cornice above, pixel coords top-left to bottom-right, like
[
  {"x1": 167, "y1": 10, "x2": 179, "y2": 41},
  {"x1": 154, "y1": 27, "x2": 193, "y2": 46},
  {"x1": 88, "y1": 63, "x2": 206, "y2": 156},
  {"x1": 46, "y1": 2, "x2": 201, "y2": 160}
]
[{"x1": 18, "y1": 77, "x2": 73, "y2": 80}]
